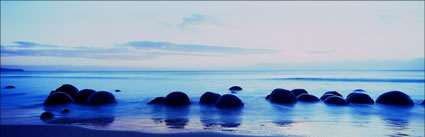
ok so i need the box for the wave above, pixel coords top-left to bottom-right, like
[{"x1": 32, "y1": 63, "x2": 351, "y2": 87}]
[{"x1": 267, "y1": 77, "x2": 425, "y2": 83}]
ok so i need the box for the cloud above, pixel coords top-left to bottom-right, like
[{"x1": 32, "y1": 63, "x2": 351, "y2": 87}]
[
  {"x1": 8, "y1": 41, "x2": 59, "y2": 48},
  {"x1": 176, "y1": 14, "x2": 218, "y2": 31},
  {"x1": 1, "y1": 41, "x2": 276, "y2": 60}
]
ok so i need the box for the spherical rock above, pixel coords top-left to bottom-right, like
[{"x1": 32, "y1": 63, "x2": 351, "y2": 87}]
[
  {"x1": 265, "y1": 94, "x2": 271, "y2": 100},
  {"x1": 87, "y1": 91, "x2": 117, "y2": 106},
  {"x1": 200, "y1": 92, "x2": 221, "y2": 104},
  {"x1": 5, "y1": 85, "x2": 15, "y2": 89},
  {"x1": 40, "y1": 112, "x2": 54, "y2": 120},
  {"x1": 164, "y1": 91, "x2": 191, "y2": 106},
  {"x1": 44, "y1": 92, "x2": 74, "y2": 105},
  {"x1": 323, "y1": 91, "x2": 343, "y2": 97},
  {"x1": 324, "y1": 96, "x2": 348, "y2": 105},
  {"x1": 269, "y1": 88, "x2": 297, "y2": 104},
  {"x1": 55, "y1": 84, "x2": 79, "y2": 99},
  {"x1": 292, "y1": 89, "x2": 308, "y2": 97},
  {"x1": 115, "y1": 89, "x2": 121, "y2": 92},
  {"x1": 354, "y1": 89, "x2": 365, "y2": 92},
  {"x1": 215, "y1": 94, "x2": 244, "y2": 108},
  {"x1": 75, "y1": 89, "x2": 96, "y2": 104},
  {"x1": 422, "y1": 100, "x2": 425, "y2": 105},
  {"x1": 296, "y1": 94, "x2": 319, "y2": 102},
  {"x1": 148, "y1": 97, "x2": 165, "y2": 104},
  {"x1": 346, "y1": 92, "x2": 374, "y2": 104},
  {"x1": 229, "y1": 86, "x2": 242, "y2": 91},
  {"x1": 376, "y1": 91, "x2": 413, "y2": 106}
]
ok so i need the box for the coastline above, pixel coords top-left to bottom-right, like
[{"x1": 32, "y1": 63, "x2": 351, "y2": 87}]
[{"x1": 0, "y1": 125, "x2": 292, "y2": 137}]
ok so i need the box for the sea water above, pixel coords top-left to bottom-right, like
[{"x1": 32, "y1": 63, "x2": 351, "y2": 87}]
[{"x1": 1, "y1": 70, "x2": 424, "y2": 137}]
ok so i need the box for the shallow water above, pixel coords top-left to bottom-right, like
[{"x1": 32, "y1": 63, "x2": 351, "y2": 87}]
[{"x1": 1, "y1": 70, "x2": 424, "y2": 137}]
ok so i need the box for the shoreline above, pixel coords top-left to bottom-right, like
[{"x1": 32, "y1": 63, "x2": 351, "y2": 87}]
[{"x1": 0, "y1": 124, "x2": 292, "y2": 137}]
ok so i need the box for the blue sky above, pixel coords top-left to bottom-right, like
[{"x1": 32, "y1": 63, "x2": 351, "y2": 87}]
[{"x1": 1, "y1": 1, "x2": 424, "y2": 70}]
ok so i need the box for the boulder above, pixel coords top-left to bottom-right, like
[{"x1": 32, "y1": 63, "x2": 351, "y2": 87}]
[
  {"x1": 296, "y1": 94, "x2": 319, "y2": 102},
  {"x1": 215, "y1": 94, "x2": 244, "y2": 108},
  {"x1": 324, "y1": 96, "x2": 348, "y2": 105},
  {"x1": 44, "y1": 92, "x2": 74, "y2": 105},
  {"x1": 346, "y1": 92, "x2": 374, "y2": 104},
  {"x1": 354, "y1": 89, "x2": 365, "y2": 92},
  {"x1": 61, "y1": 109, "x2": 70, "y2": 113},
  {"x1": 75, "y1": 89, "x2": 96, "y2": 104},
  {"x1": 200, "y1": 92, "x2": 221, "y2": 104},
  {"x1": 422, "y1": 100, "x2": 425, "y2": 105},
  {"x1": 40, "y1": 112, "x2": 54, "y2": 120},
  {"x1": 55, "y1": 84, "x2": 79, "y2": 99},
  {"x1": 87, "y1": 91, "x2": 117, "y2": 106},
  {"x1": 291, "y1": 89, "x2": 308, "y2": 97},
  {"x1": 164, "y1": 91, "x2": 191, "y2": 106},
  {"x1": 265, "y1": 94, "x2": 271, "y2": 100},
  {"x1": 5, "y1": 85, "x2": 15, "y2": 89},
  {"x1": 376, "y1": 91, "x2": 414, "y2": 106},
  {"x1": 229, "y1": 86, "x2": 242, "y2": 91},
  {"x1": 148, "y1": 97, "x2": 165, "y2": 104},
  {"x1": 323, "y1": 91, "x2": 343, "y2": 97},
  {"x1": 268, "y1": 88, "x2": 297, "y2": 104},
  {"x1": 115, "y1": 89, "x2": 121, "y2": 92}
]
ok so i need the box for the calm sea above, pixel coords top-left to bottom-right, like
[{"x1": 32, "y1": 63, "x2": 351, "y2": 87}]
[{"x1": 1, "y1": 70, "x2": 424, "y2": 137}]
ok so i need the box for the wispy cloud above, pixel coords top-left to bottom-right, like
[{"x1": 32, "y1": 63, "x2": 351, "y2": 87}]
[
  {"x1": 176, "y1": 14, "x2": 219, "y2": 31},
  {"x1": 1, "y1": 41, "x2": 276, "y2": 60},
  {"x1": 8, "y1": 41, "x2": 59, "y2": 48}
]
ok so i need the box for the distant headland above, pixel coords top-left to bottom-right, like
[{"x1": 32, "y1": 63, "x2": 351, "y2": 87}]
[{"x1": 0, "y1": 68, "x2": 24, "y2": 72}]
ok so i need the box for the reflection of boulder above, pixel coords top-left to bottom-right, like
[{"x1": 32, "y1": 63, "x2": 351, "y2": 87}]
[
  {"x1": 200, "y1": 105, "x2": 219, "y2": 128},
  {"x1": 40, "y1": 112, "x2": 54, "y2": 120},
  {"x1": 87, "y1": 91, "x2": 117, "y2": 106},
  {"x1": 291, "y1": 89, "x2": 308, "y2": 97},
  {"x1": 296, "y1": 94, "x2": 319, "y2": 102},
  {"x1": 376, "y1": 91, "x2": 414, "y2": 106},
  {"x1": 268, "y1": 88, "x2": 297, "y2": 104},
  {"x1": 200, "y1": 92, "x2": 221, "y2": 104},
  {"x1": 164, "y1": 106, "x2": 189, "y2": 129},
  {"x1": 383, "y1": 118, "x2": 410, "y2": 137},
  {"x1": 75, "y1": 89, "x2": 96, "y2": 104},
  {"x1": 165, "y1": 91, "x2": 191, "y2": 106},
  {"x1": 44, "y1": 92, "x2": 74, "y2": 106},
  {"x1": 215, "y1": 94, "x2": 244, "y2": 108},
  {"x1": 55, "y1": 84, "x2": 79, "y2": 99},
  {"x1": 148, "y1": 97, "x2": 165, "y2": 104},
  {"x1": 46, "y1": 117, "x2": 115, "y2": 126},
  {"x1": 218, "y1": 108, "x2": 243, "y2": 128},
  {"x1": 346, "y1": 92, "x2": 374, "y2": 104},
  {"x1": 164, "y1": 118, "x2": 189, "y2": 129},
  {"x1": 324, "y1": 96, "x2": 348, "y2": 105}
]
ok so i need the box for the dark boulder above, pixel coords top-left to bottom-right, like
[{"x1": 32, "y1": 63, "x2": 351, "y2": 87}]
[
  {"x1": 215, "y1": 94, "x2": 244, "y2": 108},
  {"x1": 200, "y1": 92, "x2": 221, "y2": 104},
  {"x1": 229, "y1": 86, "x2": 242, "y2": 91},
  {"x1": 164, "y1": 91, "x2": 191, "y2": 106},
  {"x1": 40, "y1": 112, "x2": 54, "y2": 120},
  {"x1": 354, "y1": 89, "x2": 365, "y2": 92},
  {"x1": 115, "y1": 89, "x2": 121, "y2": 92},
  {"x1": 269, "y1": 88, "x2": 297, "y2": 104},
  {"x1": 148, "y1": 97, "x2": 165, "y2": 104},
  {"x1": 5, "y1": 85, "x2": 15, "y2": 89},
  {"x1": 376, "y1": 91, "x2": 414, "y2": 106},
  {"x1": 320, "y1": 94, "x2": 336, "y2": 101},
  {"x1": 55, "y1": 84, "x2": 79, "y2": 99},
  {"x1": 291, "y1": 89, "x2": 308, "y2": 97},
  {"x1": 61, "y1": 109, "x2": 70, "y2": 113},
  {"x1": 266, "y1": 94, "x2": 271, "y2": 100},
  {"x1": 87, "y1": 91, "x2": 117, "y2": 106},
  {"x1": 44, "y1": 92, "x2": 74, "y2": 105},
  {"x1": 422, "y1": 100, "x2": 425, "y2": 105},
  {"x1": 324, "y1": 96, "x2": 348, "y2": 105},
  {"x1": 323, "y1": 91, "x2": 342, "y2": 97},
  {"x1": 75, "y1": 89, "x2": 96, "y2": 104},
  {"x1": 346, "y1": 92, "x2": 374, "y2": 104},
  {"x1": 296, "y1": 94, "x2": 319, "y2": 102}
]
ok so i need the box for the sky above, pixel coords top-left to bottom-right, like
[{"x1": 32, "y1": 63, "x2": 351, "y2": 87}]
[{"x1": 1, "y1": 1, "x2": 424, "y2": 70}]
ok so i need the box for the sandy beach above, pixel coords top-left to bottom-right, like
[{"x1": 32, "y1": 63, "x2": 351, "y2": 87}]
[{"x1": 0, "y1": 125, "x2": 291, "y2": 137}]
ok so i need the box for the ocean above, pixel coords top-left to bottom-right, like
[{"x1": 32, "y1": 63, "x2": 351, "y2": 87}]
[{"x1": 1, "y1": 70, "x2": 424, "y2": 137}]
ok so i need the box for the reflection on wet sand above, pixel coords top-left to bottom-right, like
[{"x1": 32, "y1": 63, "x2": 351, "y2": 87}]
[
  {"x1": 200, "y1": 104, "x2": 243, "y2": 129},
  {"x1": 383, "y1": 118, "x2": 410, "y2": 137},
  {"x1": 164, "y1": 106, "x2": 189, "y2": 129}
]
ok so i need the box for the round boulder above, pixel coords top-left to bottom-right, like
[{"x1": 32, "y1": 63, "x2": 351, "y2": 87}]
[
  {"x1": 87, "y1": 91, "x2": 117, "y2": 106},
  {"x1": 324, "y1": 96, "x2": 348, "y2": 105},
  {"x1": 346, "y1": 92, "x2": 374, "y2": 104},
  {"x1": 320, "y1": 94, "x2": 336, "y2": 101},
  {"x1": 55, "y1": 84, "x2": 79, "y2": 99},
  {"x1": 376, "y1": 91, "x2": 413, "y2": 106},
  {"x1": 75, "y1": 89, "x2": 96, "y2": 104},
  {"x1": 354, "y1": 89, "x2": 365, "y2": 92},
  {"x1": 422, "y1": 100, "x2": 425, "y2": 105},
  {"x1": 200, "y1": 92, "x2": 221, "y2": 104},
  {"x1": 229, "y1": 86, "x2": 242, "y2": 91},
  {"x1": 164, "y1": 91, "x2": 191, "y2": 106},
  {"x1": 5, "y1": 85, "x2": 15, "y2": 89},
  {"x1": 44, "y1": 92, "x2": 74, "y2": 105},
  {"x1": 296, "y1": 94, "x2": 319, "y2": 102},
  {"x1": 61, "y1": 109, "x2": 70, "y2": 113},
  {"x1": 215, "y1": 94, "x2": 244, "y2": 108},
  {"x1": 40, "y1": 112, "x2": 54, "y2": 120},
  {"x1": 324, "y1": 91, "x2": 343, "y2": 97},
  {"x1": 269, "y1": 88, "x2": 297, "y2": 104},
  {"x1": 292, "y1": 89, "x2": 308, "y2": 97},
  {"x1": 148, "y1": 97, "x2": 165, "y2": 104}
]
